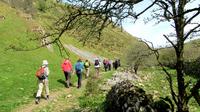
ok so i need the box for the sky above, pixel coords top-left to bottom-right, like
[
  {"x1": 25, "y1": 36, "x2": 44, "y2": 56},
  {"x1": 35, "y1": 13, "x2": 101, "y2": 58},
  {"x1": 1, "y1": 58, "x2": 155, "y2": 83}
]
[
  {"x1": 122, "y1": 18, "x2": 172, "y2": 48},
  {"x1": 121, "y1": 0, "x2": 173, "y2": 48},
  {"x1": 122, "y1": 0, "x2": 200, "y2": 48}
]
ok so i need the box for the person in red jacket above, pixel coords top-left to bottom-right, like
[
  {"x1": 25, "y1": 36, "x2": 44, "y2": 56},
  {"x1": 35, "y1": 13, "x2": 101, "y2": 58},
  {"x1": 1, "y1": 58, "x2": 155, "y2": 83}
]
[{"x1": 61, "y1": 58, "x2": 73, "y2": 88}]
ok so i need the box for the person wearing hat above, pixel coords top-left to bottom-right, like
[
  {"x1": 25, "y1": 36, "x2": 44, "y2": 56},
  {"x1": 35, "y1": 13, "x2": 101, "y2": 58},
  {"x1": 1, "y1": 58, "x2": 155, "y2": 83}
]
[{"x1": 35, "y1": 60, "x2": 50, "y2": 104}]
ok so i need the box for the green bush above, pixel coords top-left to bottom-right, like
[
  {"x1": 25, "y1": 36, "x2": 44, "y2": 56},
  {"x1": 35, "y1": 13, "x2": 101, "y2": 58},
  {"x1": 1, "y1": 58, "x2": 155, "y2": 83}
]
[
  {"x1": 37, "y1": 0, "x2": 46, "y2": 12},
  {"x1": 79, "y1": 77, "x2": 105, "y2": 111},
  {"x1": 184, "y1": 57, "x2": 200, "y2": 78},
  {"x1": 159, "y1": 48, "x2": 176, "y2": 68}
]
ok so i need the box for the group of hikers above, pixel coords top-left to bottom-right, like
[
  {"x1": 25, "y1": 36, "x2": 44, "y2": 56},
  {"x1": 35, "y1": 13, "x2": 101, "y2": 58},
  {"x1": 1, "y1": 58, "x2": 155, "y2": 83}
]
[
  {"x1": 34, "y1": 57, "x2": 120, "y2": 104},
  {"x1": 103, "y1": 58, "x2": 121, "y2": 71}
]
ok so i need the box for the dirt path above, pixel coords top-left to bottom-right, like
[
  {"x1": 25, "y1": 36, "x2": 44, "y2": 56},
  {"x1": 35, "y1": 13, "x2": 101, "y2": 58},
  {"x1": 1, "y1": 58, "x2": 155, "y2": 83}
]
[
  {"x1": 14, "y1": 80, "x2": 87, "y2": 112},
  {"x1": 64, "y1": 44, "x2": 105, "y2": 63},
  {"x1": 14, "y1": 89, "x2": 68, "y2": 112}
]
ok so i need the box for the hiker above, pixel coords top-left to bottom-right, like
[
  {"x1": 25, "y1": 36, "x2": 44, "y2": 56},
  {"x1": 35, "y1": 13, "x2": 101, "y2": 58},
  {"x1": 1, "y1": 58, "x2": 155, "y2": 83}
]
[
  {"x1": 103, "y1": 59, "x2": 109, "y2": 72},
  {"x1": 84, "y1": 59, "x2": 91, "y2": 78},
  {"x1": 113, "y1": 59, "x2": 119, "y2": 70},
  {"x1": 75, "y1": 59, "x2": 84, "y2": 88},
  {"x1": 117, "y1": 59, "x2": 121, "y2": 67},
  {"x1": 94, "y1": 57, "x2": 101, "y2": 77},
  {"x1": 108, "y1": 59, "x2": 112, "y2": 71},
  {"x1": 35, "y1": 60, "x2": 50, "y2": 104},
  {"x1": 61, "y1": 58, "x2": 73, "y2": 88}
]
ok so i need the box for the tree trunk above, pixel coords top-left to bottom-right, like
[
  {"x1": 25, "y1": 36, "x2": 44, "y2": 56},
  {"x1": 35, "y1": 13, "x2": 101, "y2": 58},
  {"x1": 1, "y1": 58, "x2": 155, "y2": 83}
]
[
  {"x1": 174, "y1": 1, "x2": 189, "y2": 111},
  {"x1": 176, "y1": 48, "x2": 189, "y2": 112}
]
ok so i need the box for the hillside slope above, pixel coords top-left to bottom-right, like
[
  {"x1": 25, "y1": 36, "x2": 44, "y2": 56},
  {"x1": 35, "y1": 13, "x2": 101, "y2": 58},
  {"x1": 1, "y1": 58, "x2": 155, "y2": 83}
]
[
  {"x1": 0, "y1": 2, "x2": 79, "y2": 111},
  {"x1": 32, "y1": 1, "x2": 138, "y2": 61}
]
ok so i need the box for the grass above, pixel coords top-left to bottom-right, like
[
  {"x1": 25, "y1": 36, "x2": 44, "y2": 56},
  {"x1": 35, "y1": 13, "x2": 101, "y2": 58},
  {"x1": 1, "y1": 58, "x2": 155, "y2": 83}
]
[
  {"x1": 137, "y1": 67, "x2": 200, "y2": 112},
  {"x1": 78, "y1": 71, "x2": 114, "y2": 111},
  {"x1": 0, "y1": 2, "x2": 79, "y2": 111}
]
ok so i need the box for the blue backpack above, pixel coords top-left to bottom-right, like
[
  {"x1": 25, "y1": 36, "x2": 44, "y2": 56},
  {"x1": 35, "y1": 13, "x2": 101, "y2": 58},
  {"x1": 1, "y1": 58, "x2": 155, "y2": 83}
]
[{"x1": 75, "y1": 62, "x2": 82, "y2": 71}]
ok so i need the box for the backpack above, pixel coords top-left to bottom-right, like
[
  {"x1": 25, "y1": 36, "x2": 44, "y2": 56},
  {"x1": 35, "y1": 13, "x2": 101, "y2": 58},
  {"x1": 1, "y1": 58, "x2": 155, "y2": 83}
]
[
  {"x1": 36, "y1": 67, "x2": 45, "y2": 78},
  {"x1": 75, "y1": 62, "x2": 82, "y2": 71},
  {"x1": 84, "y1": 62, "x2": 90, "y2": 68},
  {"x1": 94, "y1": 60, "x2": 99, "y2": 66}
]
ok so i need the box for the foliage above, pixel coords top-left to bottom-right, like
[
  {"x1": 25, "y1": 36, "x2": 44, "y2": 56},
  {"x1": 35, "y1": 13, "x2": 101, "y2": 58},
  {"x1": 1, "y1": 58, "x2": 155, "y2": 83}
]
[
  {"x1": 184, "y1": 39, "x2": 200, "y2": 61},
  {"x1": 138, "y1": 68, "x2": 200, "y2": 111},
  {"x1": 184, "y1": 56, "x2": 200, "y2": 78},
  {"x1": 78, "y1": 71, "x2": 114, "y2": 112},
  {"x1": 159, "y1": 48, "x2": 176, "y2": 69},
  {"x1": 37, "y1": 0, "x2": 47, "y2": 12},
  {"x1": 125, "y1": 42, "x2": 155, "y2": 74}
]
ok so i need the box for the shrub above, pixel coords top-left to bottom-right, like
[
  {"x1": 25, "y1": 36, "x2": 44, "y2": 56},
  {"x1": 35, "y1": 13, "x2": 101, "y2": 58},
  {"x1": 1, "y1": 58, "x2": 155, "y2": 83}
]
[
  {"x1": 159, "y1": 48, "x2": 176, "y2": 68},
  {"x1": 37, "y1": 0, "x2": 46, "y2": 12},
  {"x1": 79, "y1": 77, "x2": 105, "y2": 111},
  {"x1": 184, "y1": 56, "x2": 200, "y2": 78}
]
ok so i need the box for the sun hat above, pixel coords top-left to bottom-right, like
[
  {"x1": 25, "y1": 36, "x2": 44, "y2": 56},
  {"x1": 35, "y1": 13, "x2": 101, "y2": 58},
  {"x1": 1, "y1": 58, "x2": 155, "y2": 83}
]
[{"x1": 42, "y1": 60, "x2": 48, "y2": 65}]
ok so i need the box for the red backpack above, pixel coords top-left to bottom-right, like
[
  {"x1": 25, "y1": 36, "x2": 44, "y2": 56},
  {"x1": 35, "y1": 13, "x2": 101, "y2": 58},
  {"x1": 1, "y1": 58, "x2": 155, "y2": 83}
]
[{"x1": 35, "y1": 67, "x2": 45, "y2": 78}]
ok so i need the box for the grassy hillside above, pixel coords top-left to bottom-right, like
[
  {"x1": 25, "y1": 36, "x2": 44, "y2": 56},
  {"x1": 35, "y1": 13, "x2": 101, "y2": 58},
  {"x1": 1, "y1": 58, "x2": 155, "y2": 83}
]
[
  {"x1": 184, "y1": 39, "x2": 200, "y2": 60},
  {"x1": 159, "y1": 38, "x2": 200, "y2": 65},
  {"x1": 32, "y1": 1, "x2": 138, "y2": 62},
  {"x1": 0, "y1": 2, "x2": 79, "y2": 111}
]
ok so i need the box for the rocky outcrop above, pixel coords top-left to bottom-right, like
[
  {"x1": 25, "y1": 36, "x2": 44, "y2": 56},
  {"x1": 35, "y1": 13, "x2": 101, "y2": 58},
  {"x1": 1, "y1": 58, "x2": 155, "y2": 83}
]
[
  {"x1": 105, "y1": 80, "x2": 155, "y2": 112},
  {"x1": 101, "y1": 72, "x2": 140, "y2": 91},
  {"x1": 104, "y1": 80, "x2": 172, "y2": 112}
]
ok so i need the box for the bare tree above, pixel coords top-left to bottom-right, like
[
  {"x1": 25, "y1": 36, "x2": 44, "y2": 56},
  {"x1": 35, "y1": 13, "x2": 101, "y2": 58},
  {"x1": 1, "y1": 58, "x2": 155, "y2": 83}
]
[
  {"x1": 125, "y1": 42, "x2": 153, "y2": 74},
  {"x1": 150, "y1": 1, "x2": 200, "y2": 112}
]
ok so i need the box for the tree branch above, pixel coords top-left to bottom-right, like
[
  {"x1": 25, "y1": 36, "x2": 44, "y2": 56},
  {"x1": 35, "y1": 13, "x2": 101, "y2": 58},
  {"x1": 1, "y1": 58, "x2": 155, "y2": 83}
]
[
  {"x1": 140, "y1": 39, "x2": 178, "y2": 106},
  {"x1": 184, "y1": 23, "x2": 200, "y2": 40}
]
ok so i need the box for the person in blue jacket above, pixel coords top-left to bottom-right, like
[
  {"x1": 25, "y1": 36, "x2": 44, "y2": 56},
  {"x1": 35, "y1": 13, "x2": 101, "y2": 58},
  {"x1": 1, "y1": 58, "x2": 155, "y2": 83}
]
[{"x1": 74, "y1": 58, "x2": 84, "y2": 88}]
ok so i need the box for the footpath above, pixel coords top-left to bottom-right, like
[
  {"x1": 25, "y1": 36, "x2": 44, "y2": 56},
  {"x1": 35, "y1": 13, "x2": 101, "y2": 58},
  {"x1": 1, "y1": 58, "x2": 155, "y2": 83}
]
[{"x1": 15, "y1": 80, "x2": 87, "y2": 112}]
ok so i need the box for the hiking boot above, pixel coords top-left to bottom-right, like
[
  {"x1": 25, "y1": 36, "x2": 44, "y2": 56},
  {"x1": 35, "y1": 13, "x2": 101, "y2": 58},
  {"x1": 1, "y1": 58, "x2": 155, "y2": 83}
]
[
  {"x1": 66, "y1": 85, "x2": 69, "y2": 88},
  {"x1": 69, "y1": 83, "x2": 73, "y2": 86},
  {"x1": 65, "y1": 83, "x2": 69, "y2": 88},
  {"x1": 46, "y1": 95, "x2": 49, "y2": 100},
  {"x1": 35, "y1": 97, "x2": 40, "y2": 104}
]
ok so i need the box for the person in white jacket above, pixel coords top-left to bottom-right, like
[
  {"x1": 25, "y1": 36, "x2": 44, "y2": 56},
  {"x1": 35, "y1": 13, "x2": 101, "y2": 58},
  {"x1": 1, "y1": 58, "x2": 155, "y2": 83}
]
[{"x1": 35, "y1": 60, "x2": 50, "y2": 104}]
